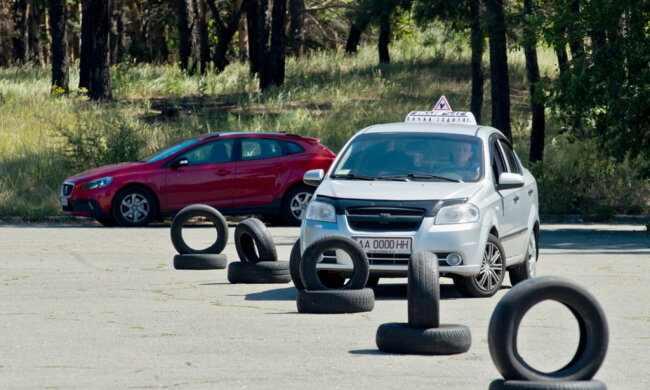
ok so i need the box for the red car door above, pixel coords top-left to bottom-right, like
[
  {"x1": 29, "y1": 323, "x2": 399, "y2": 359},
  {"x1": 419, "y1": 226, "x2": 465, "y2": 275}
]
[
  {"x1": 234, "y1": 137, "x2": 295, "y2": 206},
  {"x1": 162, "y1": 139, "x2": 237, "y2": 211}
]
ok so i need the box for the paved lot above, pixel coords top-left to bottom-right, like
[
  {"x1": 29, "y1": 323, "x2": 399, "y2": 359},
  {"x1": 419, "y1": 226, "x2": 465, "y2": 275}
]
[{"x1": 0, "y1": 223, "x2": 648, "y2": 389}]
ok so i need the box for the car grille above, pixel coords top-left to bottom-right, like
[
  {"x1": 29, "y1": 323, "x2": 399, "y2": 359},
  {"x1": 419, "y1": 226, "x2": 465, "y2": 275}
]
[
  {"x1": 61, "y1": 183, "x2": 74, "y2": 197},
  {"x1": 367, "y1": 253, "x2": 411, "y2": 266},
  {"x1": 346, "y1": 207, "x2": 425, "y2": 231}
]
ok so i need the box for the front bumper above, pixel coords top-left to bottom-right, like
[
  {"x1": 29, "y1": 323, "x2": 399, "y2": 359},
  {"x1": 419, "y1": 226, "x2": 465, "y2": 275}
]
[
  {"x1": 61, "y1": 198, "x2": 111, "y2": 218},
  {"x1": 301, "y1": 214, "x2": 484, "y2": 277}
]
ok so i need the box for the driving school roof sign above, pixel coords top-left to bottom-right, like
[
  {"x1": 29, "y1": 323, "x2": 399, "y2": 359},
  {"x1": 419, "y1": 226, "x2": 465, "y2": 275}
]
[
  {"x1": 404, "y1": 95, "x2": 477, "y2": 125},
  {"x1": 433, "y1": 95, "x2": 452, "y2": 111}
]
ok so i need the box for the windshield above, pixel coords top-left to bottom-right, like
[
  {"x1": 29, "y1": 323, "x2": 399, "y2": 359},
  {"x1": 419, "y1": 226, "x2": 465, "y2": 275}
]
[
  {"x1": 331, "y1": 132, "x2": 483, "y2": 183},
  {"x1": 138, "y1": 138, "x2": 200, "y2": 163}
]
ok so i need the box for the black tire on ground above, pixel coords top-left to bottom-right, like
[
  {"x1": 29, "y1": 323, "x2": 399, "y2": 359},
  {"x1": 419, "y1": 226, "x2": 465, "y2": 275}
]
[
  {"x1": 488, "y1": 276, "x2": 609, "y2": 382},
  {"x1": 408, "y1": 252, "x2": 440, "y2": 328},
  {"x1": 296, "y1": 288, "x2": 375, "y2": 314},
  {"x1": 227, "y1": 261, "x2": 291, "y2": 284},
  {"x1": 300, "y1": 235, "x2": 369, "y2": 291},
  {"x1": 112, "y1": 186, "x2": 158, "y2": 227},
  {"x1": 170, "y1": 204, "x2": 228, "y2": 255},
  {"x1": 95, "y1": 216, "x2": 118, "y2": 227},
  {"x1": 489, "y1": 380, "x2": 607, "y2": 390},
  {"x1": 509, "y1": 228, "x2": 539, "y2": 286},
  {"x1": 376, "y1": 323, "x2": 471, "y2": 355},
  {"x1": 289, "y1": 239, "x2": 305, "y2": 290},
  {"x1": 234, "y1": 218, "x2": 277, "y2": 263},
  {"x1": 365, "y1": 276, "x2": 380, "y2": 287},
  {"x1": 173, "y1": 253, "x2": 228, "y2": 270},
  {"x1": 453, "y1": 234, "x2": 506, "y2": 297},
  {"x1": 281, "y1": 184, "x2": 314, "y2": 226}
]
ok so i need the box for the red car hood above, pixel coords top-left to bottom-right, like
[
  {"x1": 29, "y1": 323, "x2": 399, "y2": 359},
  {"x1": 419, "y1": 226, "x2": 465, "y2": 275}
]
[{"x1": 65, "y1": 162, "x2": 143, "y2": 183}]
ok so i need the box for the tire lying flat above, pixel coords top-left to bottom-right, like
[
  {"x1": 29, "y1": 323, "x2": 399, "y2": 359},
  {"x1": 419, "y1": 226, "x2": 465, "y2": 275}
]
[
  {"x1": 227, "y1": 261, "x2": 291, "y2": 284},
  {"x1": 173, "y1": 254, "x2": 228, "y2": 270},
  {"x1": 170, "y1": 204, "x2": 229, "y2": 254},
  {"x1": 408, "y1": 252, "x2": 440, "y2": 329},
  {"x1": 488, "y1": 276, "x2": 608, "y2": 382},
  {"x1": 376, "y1": 323, "x2": 471, "y2": 355},
  {"x1": 489, "y1": 380, "x2": 607, "y2": 390},
  {"x1": 234, "y1": 218, "x2": 277, "y2": 263},
  {"x1": 297, "y1": 288, "x2": 374, "y2": 314}
]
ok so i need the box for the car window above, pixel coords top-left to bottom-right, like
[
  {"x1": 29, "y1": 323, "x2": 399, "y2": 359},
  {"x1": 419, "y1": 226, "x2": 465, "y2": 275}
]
[
  {"x1": 140, "y1": 138, "x2": 199, "y2": 162},
  {"x1": 184, "y1": 139, "x2": 234, "y2": 166},
  {"x1": 491, "y1": 141, "x2": 507, "y2": 181},
  {"x1": 498, "y1": 140, "x2": 522, "y2": 174},
  {"x1": 283, "y1": 140, "x2": 305, "y2": 155},
  {"x1": 241, "y1": 139, "x2": 283, "y2": 161}
]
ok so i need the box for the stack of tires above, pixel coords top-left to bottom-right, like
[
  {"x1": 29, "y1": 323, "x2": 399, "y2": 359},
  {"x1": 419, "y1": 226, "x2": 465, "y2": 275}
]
[
  {"x1": 488, "y1": 277, "x2": 608, "y2": 390},
  {"x1": 171, "y1": 204, "x2": 229, "y2": 270},
  {"x1": 294, "y1": 236, "x2": 375, "y2": 314},
  {"x1": 376, "y1": 252, "x2": 472, "y2": 355},
  {"x1": 227, "y1": 218, "x2": 291, "y2": 284}
]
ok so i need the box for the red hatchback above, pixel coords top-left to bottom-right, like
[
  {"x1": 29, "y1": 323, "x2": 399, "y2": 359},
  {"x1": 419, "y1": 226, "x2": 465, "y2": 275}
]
[{"x1": 60, "y1": 132, "x2": 336, "y2": 227}]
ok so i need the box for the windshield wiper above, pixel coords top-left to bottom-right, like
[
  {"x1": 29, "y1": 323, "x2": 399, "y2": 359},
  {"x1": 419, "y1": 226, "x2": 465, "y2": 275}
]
[
  {"x1": 330, "y1": 173, "x2": 376, "y2": 181},
  {"x1": 406, "y1": 173, "x2": 462, "y2": 183},
  {"x1": 375, "y1": 174, "x2": 410, "y2": 181}
]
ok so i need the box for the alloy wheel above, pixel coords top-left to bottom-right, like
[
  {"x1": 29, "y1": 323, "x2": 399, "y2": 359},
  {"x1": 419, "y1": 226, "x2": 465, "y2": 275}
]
[
  {"x1": 526, "y1": 233, "x2": 538, "y2": 277},
  {"x1": 289, "y1": 192, "x2": 312, "y2": 221},
  {"x1": 119, "y1": 193, "x2": 150, "y2": 224},
  {"x1": 475, "y1": 241, "x2": 504, "y2": 292}
]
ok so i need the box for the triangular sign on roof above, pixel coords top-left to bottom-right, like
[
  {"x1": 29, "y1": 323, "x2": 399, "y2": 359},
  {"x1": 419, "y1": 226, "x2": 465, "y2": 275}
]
[{"x1": 432, "y1": 95, "x2": 452, "y2": 111}]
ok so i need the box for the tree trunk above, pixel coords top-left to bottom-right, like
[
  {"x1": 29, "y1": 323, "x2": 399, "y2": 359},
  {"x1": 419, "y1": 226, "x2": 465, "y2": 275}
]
[
  {"x1": 523, "y1": 0, "x2": 545, "y2": 164},
  {"x1": 49, "y1": 0, "x2": 69, "y2": 95},
  {"x1": 28, "y1": 0, "x2": 44, "y2": 65},
  {"x1": 110, "y1": 0, "x2": 124, "y2": 65},
  {"x1": 378, "y1": 12, "x2": 391, "y2": 64},
  {"x1": 289, "y1": 0, "x2": 305, "y2": 57},
  {"x1": 208, "y1": 0, "x2": 244, "y2": 72},
  {"x1": 197, "y1": 0, "x2": 210, "y2": 73},
  {"x1": 86, "y1": 0, "x2": 113, "y2": 100},
  {"x1": 567, "y1": 0, "x2": 583, "y2": 60},
  {"x1": 269, "y1": 0, "x2": 287, "y2": 86},
  {"x1": 257, "y1": 0, "x2": 271, "y2": 90},
  {"x1": 345, "y1": 16, "x2": 369, "y2": 54},
  {"x1": 486, "y1": 0, "x2": 512, "y2": 142},
  {"x1": 246, "y1": 0, "x2": 260, "y2": 74},
  {"x1": 13, "y1": 0, "x2": 29, "y2": 63},
  {"x1": 554, "y1": 43, "x2": 568, "y2": 75},
  {"x1": 177, "y1": 0, "x2": 196, "y2": 72},
  {"x1": 79, "y1": 0, "x2": 92, "y2": 89},
  {"x1": 469, "y1": 1, "x2": 484, "y2": 124}
]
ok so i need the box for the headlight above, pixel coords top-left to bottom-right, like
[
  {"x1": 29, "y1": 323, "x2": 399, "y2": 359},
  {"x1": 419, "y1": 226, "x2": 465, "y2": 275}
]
[
  {"x1": 435, "y1": 203, "x2": 480, "y2": 225},
  {"x1": 82, "y1": 177, "x2": 113, "y2": 190},
  {"x1": 306, "y1": 201, "x2": 336, "y2": 223}
]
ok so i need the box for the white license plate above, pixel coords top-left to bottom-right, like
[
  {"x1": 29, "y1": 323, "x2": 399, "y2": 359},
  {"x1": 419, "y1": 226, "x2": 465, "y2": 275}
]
[
  {"x1": 354, "y1": 237, "x2": 412, "y2": 254},
  {"x1": 60, "y1": 197, "x2": 68, "y2": 206}
]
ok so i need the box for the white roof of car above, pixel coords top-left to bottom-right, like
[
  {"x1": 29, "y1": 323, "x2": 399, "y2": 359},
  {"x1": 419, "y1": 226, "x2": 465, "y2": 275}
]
[{"x1": 359, "y1": 122, "x2": 502, "y2": 139}]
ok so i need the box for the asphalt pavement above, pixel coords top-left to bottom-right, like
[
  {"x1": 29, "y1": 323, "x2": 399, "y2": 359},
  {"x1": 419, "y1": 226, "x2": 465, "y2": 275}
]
[{"x1": 0, "y1": 223, "x2": 648, "y2": 389}]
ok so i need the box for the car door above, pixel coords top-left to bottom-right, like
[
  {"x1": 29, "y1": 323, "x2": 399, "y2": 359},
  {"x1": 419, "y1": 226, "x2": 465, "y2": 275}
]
[
  {"x1": 162, "y1": 139, "x2": 237, "y2": 211},
  {"x1": 495, "y1": 138, "x2": 528, "y2": 258},
  {"x1": 234, "y1": 137, "x2": 296, "y2": 206}
]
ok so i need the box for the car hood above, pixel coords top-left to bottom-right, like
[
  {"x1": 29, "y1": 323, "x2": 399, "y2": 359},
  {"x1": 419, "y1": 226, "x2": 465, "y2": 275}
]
[
  {"x1": 316, "y1": 179, "x2": 484, "y2": 201},
  {"x1": 65, "y1": 162, "x2": 143, "y2": 183}
]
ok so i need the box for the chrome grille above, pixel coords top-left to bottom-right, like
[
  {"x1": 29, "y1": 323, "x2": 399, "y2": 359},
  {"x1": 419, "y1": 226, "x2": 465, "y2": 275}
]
[
  {"x1": 61, "y1": 183, "x2": 74, "y2": 197},
  {"x1": 346, "y1": 207, "x2": 425, "y2": 231}
]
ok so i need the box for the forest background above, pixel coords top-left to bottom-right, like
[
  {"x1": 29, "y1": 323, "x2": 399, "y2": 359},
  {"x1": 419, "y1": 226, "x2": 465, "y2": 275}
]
[{"x1": 0, "y1": 0, "x2": 648, "y2": 222}]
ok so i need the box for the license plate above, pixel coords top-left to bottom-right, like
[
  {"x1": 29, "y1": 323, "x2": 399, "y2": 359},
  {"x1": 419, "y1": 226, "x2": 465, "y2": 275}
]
[
  {"x1": 354, "y1": 237, "x2": 412, "y2": 254},
  {"x1": 60, "y1": 197, "x2": 68, "y2": 206}
]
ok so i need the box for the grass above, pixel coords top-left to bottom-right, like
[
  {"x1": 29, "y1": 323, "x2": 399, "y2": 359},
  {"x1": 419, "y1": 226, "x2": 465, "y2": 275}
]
[{"x1": 0, "y1": 34, "x2": 647, "y2": 219}]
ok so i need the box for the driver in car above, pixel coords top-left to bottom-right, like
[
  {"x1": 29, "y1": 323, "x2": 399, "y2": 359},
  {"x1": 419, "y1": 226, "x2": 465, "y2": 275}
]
[{"x1": 435, "y1": 141, "x2": 480, "y2": 180}]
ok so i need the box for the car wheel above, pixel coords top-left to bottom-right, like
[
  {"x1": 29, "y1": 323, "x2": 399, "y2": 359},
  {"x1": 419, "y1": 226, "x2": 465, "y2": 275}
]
[
  {"x1": 281, "y1": 184, "x2": 314, "y2": 226},
  {"x1": 297, "y1": 288, "x2": 375, "y2": 314},
  {"x1": 509, "y1": 228, "x2": 538, "y2": 286},
  {"x1": 112, "y1": 186, "x2": 157, "y2": 227},
  {"x1": 453, "y1": 234, "x2": 506, "y2": 298},
  {"x1": 95, "y1": 216, "x2": 118, "y2": 227}
]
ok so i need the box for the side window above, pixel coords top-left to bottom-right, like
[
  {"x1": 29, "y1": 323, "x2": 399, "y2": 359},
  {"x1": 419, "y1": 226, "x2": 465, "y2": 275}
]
[
  {"x1": 490, "y1": 141, "x2": 507, "y2": 182},
  {"x1": 498, "y1": 140, "x2": 522, "y2": 174},
  {"x1": 241, "y1": 139, "x2": 283, "y2": 161},
  {"x1": 184, "y1": 139, "x2": 233, "y2": 166},
  {"x1": 283, "y1": 140, "x2": 305, "y2": 155}
]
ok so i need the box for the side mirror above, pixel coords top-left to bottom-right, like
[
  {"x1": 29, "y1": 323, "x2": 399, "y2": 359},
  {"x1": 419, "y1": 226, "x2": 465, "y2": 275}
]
[
  {"x1": 170, "y1": 157, "x2": 189, "y2": 168},
  {"x1": 303, "y1": 169, "x2": 324, "y2": 187},
  {"x1": 497, "y1": 172, "x2": 524, "y2": 191}
]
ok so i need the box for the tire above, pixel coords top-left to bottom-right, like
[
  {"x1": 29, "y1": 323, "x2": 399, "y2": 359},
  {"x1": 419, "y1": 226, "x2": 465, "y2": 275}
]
[
  {"x1": 112, "y1": 186, "x2": 157, "y2": 227},
  {"x1": 509, "y1": 228, "x2": 539, "y2": 286},
  {"x1": 376, "y1": 323, "x2": 471, "y2": 355},
  {"x1": 488, "y1": 276, "x2": 609, "y2": 382},
  {"x1": 366, "y1": 276, "x2": 380, "y2": 287},
  {"x1": 173, "y1": 254, "x2": 228, "y2": 270},
  {"x1": 296, "y1": 288, "x2": 375, "y2": 314},
  {"x1": 281, "y1": 184, "x2": 314, "y2": 226},
  {"x1": 408, "y1": 252, "x2": 440, "y2": 328},
  {"x1": 95, "y1": 216, "x2": 118, "y2": 227},
  {"x1": 300, "y1": 235, "x2": 369, "y2": 291},
  {"x1": 289, "y1": 239, "x2": 305, "y2": 290},
  {"x1": 489, "y1": 380, "x2": 607, "y2": 390},
  {"x1": 227, "y1": 261, "x2": 291, "y2": 284},
  {"x1": 453, "y1": 234, "x2": 506, "y2": 297},
  {"x1": 170, "y1": 204, "x2": 228, "y2": 255},
  {"x1": 234, "y1": 218, "x2": 277, "y2": 263}
]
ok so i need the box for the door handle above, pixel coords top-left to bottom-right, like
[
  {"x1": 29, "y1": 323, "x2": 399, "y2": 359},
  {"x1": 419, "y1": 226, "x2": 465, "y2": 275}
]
[
  {"x1": 513, "y1": 195, "x2": 520, "y2": 203},
  {"x1": 528, "y1": 189, "x2": 534, "y2": 196}
]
